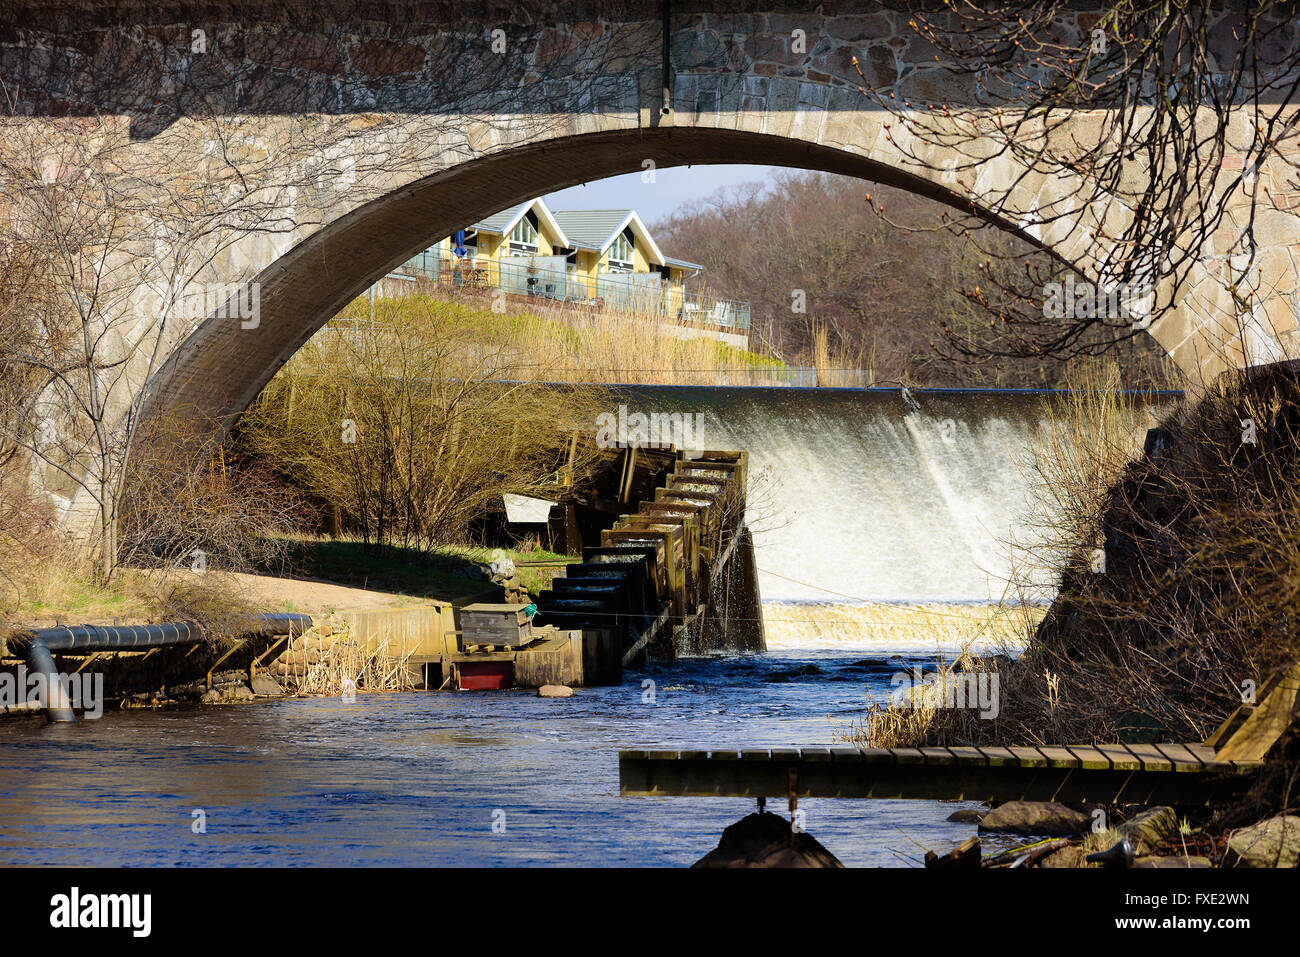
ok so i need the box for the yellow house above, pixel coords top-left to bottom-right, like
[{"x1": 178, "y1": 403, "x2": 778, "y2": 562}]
[{"x1": 400, "y1": 197, "x2": 749, "y2": 333}]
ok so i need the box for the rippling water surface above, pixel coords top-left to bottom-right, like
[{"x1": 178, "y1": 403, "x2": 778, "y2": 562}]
[{"x1": 0, "y1": 649, "x2": 1003, "y2": 867}]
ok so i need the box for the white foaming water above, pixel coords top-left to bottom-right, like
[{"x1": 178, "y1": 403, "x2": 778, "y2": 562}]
[
  {"x1": 611, "y1": 387, "x2": 1171, "y2": 649},
  {"x1": 762, "y1": 599, "x2": 1043, "y2": 654}
]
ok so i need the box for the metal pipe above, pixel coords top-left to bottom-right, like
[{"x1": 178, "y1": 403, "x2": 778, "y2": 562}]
[
  {"x1": 24, "y1": 638, "x2": 75, "y2": 723},
  {"x1": 6, "y1": 613, "x2": 312, "y2": 723},
  {"x1": 12, "y1": 613, "x2": 312, "y2": 654}
]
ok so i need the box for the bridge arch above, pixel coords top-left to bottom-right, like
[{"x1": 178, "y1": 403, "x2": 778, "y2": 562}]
[{"x1": 145, "y1": 118, "x2": 1175, "y2": 441}]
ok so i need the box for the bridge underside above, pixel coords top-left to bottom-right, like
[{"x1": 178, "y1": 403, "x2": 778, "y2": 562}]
[{"x1": 148, "y1": 125, "x2": 1057, "y2": 439}]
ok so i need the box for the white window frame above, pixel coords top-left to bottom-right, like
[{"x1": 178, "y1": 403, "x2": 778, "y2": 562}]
[
  {"x1": 509, "y1": 217, "x2": 539, "y2": 253},
  {"x1": 607, "y1": 233, "x2": 634, "y2": 270}
]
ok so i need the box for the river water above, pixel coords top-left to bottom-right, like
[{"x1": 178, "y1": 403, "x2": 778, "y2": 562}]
[
  {"x1": 0, "y1": 648, "x2": 1007, "y2": 867},
  {"x1": 2, "y1": 388, "x2": 1172, "y2": 866}
]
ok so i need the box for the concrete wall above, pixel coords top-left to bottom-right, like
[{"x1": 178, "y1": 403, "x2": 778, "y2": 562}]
[{"x1": 327, "y1": 605, "x2": 457, "y2": 660}]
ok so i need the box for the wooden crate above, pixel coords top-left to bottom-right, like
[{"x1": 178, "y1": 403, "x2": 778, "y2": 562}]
[{"x1": 460, "y1": 603, "x2": 534, "y2": 648}]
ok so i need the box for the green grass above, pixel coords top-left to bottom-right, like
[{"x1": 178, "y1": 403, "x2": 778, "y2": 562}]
[
  {"x1": 22, "y1": 574, "x2": 158, "y2": 622},
  {"x1": 260, "y1": 536, "x2": 569, "y2": 607}
]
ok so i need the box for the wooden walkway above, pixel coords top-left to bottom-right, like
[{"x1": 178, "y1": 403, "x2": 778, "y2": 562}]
[
  {"x1": 619, "y1": 743, "x2": 1260, "y2": 806},
  {"x1": 620, "y1": 664, "x2": 1299, "y2": 808}
]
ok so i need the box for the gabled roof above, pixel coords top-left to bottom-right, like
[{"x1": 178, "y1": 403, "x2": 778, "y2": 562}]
[
  {"x1": 464, "y1": 201, "x2": 695, "y2": 272},
  {"x1": 663, "y1": 255, "x2": 703, "y2": 274},
  {"x1": 550, "y1": 209, "x2": 667, "y2": 266},
  {"x1": 471, "y1": 197, "x2": 570, "y2": 247}
]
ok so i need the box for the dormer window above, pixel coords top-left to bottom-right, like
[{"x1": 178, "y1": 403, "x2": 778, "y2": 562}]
[
  {"x1": 608, "y1": 229, "x2": 634, "y2": 270},
  {"x1": 509, "y1": 212, "x2": 539, "y2": 253}
]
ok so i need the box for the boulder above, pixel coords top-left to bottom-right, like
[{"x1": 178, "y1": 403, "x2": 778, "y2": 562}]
[
  {"x1": 947, "y1": 808, "x2": 985, "y2": 824},
  {"x1": 538, "y1": 684, "x2": 574, "y2": 698},
  {"x1": 693, "y1": 813, "x2": 843, "y2": 868},
  {"x1": 249, "y1": 675, "x2": 284, "y2": 697},
  {"x1": 1114, "y1": 806, "x2": 1179, "y2": 852},
  {"x1": 979, "y1": 801, "x2": 1091, "y2": 836},
  {"x1": 1225, "y1": 815, "x2": 1300, "y2": 868},
  {"x1": 200, "y1": 683, "x2": 255, "y2": 704}
]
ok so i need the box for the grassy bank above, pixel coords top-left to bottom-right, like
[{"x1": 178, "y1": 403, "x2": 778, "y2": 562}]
[
  {"x1": 334, "y1": 288, "x2": 794, "y2": 386},
  {"x1": 258, "y1": 535, "x2": 567, "y2": 607}
]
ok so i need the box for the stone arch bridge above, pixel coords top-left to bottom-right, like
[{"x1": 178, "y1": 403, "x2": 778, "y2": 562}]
[{"x1": 3, "y1": 1, "x2": 1299, "y2": 528}]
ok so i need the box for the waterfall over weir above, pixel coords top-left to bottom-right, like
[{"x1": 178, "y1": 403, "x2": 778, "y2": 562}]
[{"x1": 596, "y1": 386, "x2": 1176, "y2": 650}]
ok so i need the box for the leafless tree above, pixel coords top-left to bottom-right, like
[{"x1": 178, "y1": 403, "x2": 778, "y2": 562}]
[
  {"x1": 237, "y1": 295, "x2": 613, "y2": 553},
  {"x1": 860, "y1": 2, "x2": 1300, "y2": 369},
  {"x1": 0, "y1": 2, "x2": 658, "y2": 579}
]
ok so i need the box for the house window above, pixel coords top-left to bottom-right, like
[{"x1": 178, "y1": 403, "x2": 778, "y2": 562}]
[
  {"x1": 607, "y1": 232, "x2": 634, "y2": 270},
  {"x1": 509, "y1": 214, "x2": 539, "y2": 253}
]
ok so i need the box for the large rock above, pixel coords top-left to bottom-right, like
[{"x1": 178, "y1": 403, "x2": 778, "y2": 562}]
[
  {"x1": 1114, "y1": 806, "x2": 1179, "y2": 852},
  {"x1": 537, "y1": 684, "x2": 574, "y2": 698},
  {"x1": 249, "y1": 675, "x2": 284, "y2": 697},
  {"x1": 693, "y1": 813, "x2": 844, "y2": 868},
  {"x1": 978, "y1": 801, "x2": 1091, "y2": 837},
  {"x1": 1226, "y1": 815, "x2": 1300, "y2": 868}
]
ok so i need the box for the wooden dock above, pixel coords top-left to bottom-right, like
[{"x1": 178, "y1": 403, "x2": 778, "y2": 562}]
[
  {"x1": 619, "y1": 664, "x2": 1298, "y2": 807},
  {"x1": 618, "y1": 744, "x2": 1261, "y2": 806}
]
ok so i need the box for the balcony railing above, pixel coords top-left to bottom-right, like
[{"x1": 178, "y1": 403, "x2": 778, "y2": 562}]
[{"x1": 392, "y1": 248, "x2": 751, "y2": 333}]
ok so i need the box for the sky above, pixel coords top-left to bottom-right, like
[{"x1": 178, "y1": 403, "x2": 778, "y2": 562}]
[{"x1": 542, "y1": 163, "x2": 786, "y2": 225}]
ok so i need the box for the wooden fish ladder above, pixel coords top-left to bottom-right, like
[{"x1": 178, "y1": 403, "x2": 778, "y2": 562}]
[{"x1": 534, "y1": 446, "x2": 765, "y2": 662}]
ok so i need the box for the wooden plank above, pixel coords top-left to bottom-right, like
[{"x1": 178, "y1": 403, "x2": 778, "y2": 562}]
[
  {"x1": 799, "y1": 748, "x2": 833, "y2": 762},
  {"x1": 1203, "y1": 703, "x2": 1255, "y2": 750},
  {"x1": 1212, "y1": 665, "x2": 1300, "y2": 763},
  {"x1": 947, "y1": 746, "x2": 990, "y2": 767},
  {"x1": 1186, "y1": 743, "x2": 1243, "y2": 773},
  {"x1": 709, "y1": 750, "x2": 740, "y2": 760},
  {"x1": 859, "y1": 748, "x2": 897, "y2": 764},
  {"x1": 919, "y1": 747, "x2": 958, "y2": 765},
  {"x1": 1036, "y1": 746, "x2": 1080, "y2": 769},
  {"x1": 1094, "y1": 744, "x2": 1145, "y2": 771},
  {"x1": 1122, "y1": 743, "x2": 1174, "y2": 773},
  {"x1": 1007, "y1": 746, "x2": 1049, "y2": 768},
  {"x1": 976, "y1": 746, "x2": 1020, "y2": 768},
  {"x1": 1186, "y1": 744, "x2": 1219, "y2": 762},
  {"x1": 890, "y1": 748, "x2": 926, "y2": 765},
  {"x1": 1066, "y1": 745, "x2": 1116, "y2": 770},
  {"x1": 829, "y1": 747, "x2": 866, "y2": 764},
  {"x1": 1153, "y1": 742, "x2": 1208, "y2": 771}
]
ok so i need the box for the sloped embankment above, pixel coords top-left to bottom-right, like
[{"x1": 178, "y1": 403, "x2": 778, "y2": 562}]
[{"x1": 996, "y1": 360, "x2": 1300, "y2": 748}]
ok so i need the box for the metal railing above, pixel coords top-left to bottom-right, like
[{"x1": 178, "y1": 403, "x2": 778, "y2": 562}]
[{"x1": 392, "y1": 248, "x2": 751, "y2": 332}]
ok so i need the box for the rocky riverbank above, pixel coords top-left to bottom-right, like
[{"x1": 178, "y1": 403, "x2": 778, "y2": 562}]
[{"x1": 924, "y1": 801, "x2": 1300, "y2": 869}]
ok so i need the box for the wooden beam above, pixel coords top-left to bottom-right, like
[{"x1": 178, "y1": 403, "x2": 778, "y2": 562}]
[
  {"x1": 1212, "y1": 664, "x2": 1300, "y2": 763},
  {"x1": 618, "y1": 749, "x2": 1259, "y2": 806}
]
